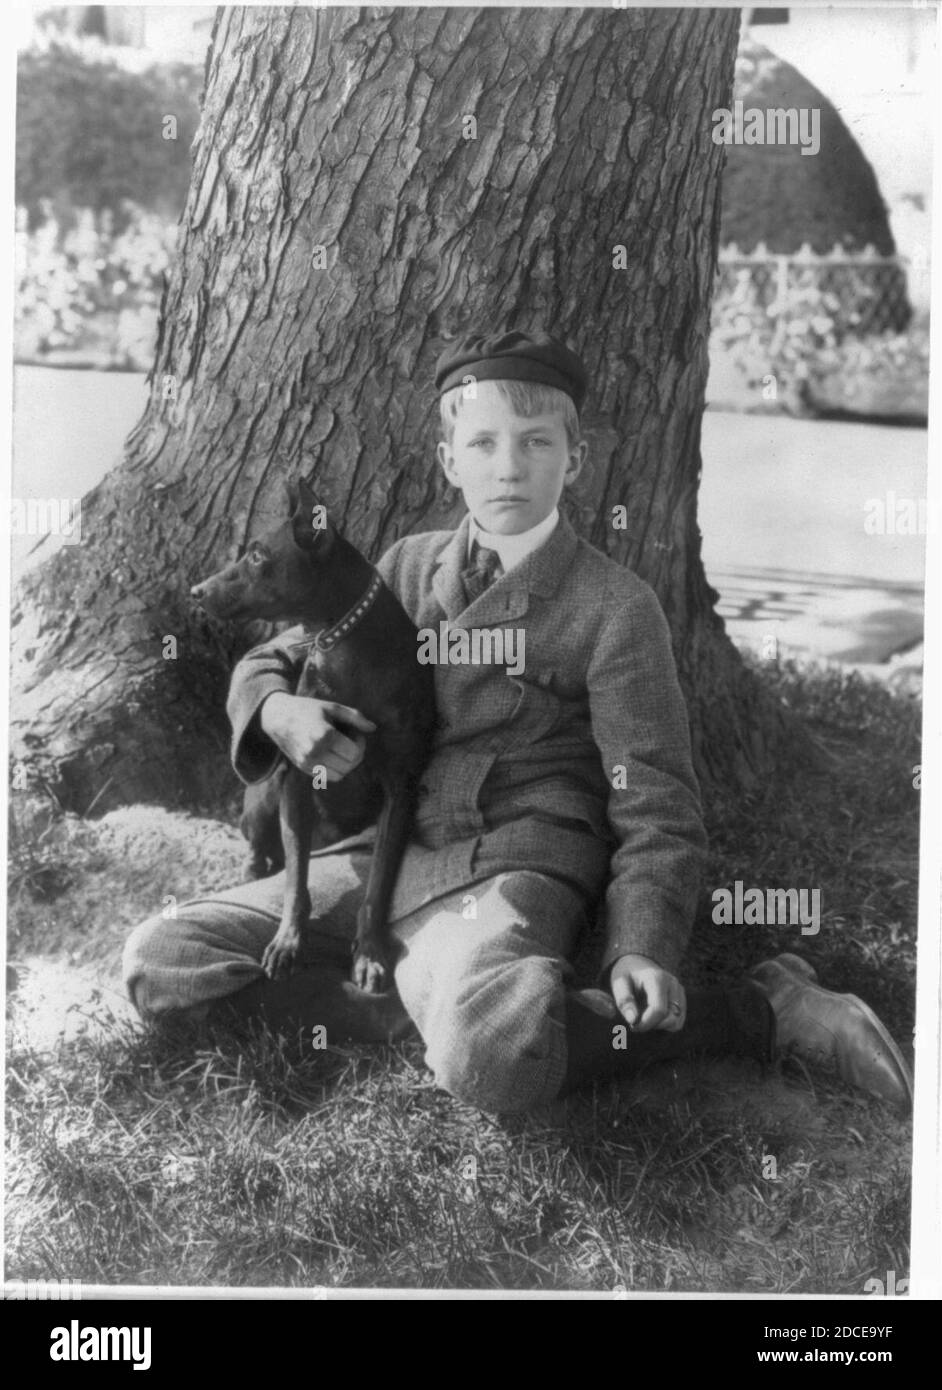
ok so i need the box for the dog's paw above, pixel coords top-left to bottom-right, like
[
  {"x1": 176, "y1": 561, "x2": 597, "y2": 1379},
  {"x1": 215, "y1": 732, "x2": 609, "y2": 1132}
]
[
  {"x1": 351, "y1": 949, "x2": 390, "y2": 995},
  {"x1": 262, "y1": 934, "x2": 300, "y2": 981}
]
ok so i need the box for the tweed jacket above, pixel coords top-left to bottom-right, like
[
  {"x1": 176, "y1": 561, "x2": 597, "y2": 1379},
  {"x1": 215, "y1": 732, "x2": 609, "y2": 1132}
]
[{"x1": 227, "y1": 512, "x2": 706, "y2": 976}]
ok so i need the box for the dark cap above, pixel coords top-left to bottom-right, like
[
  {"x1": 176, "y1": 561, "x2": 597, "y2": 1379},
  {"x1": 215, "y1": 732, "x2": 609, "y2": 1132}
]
[{"x1": 434, "y1": 330, "x2": 588, "y2": 411}]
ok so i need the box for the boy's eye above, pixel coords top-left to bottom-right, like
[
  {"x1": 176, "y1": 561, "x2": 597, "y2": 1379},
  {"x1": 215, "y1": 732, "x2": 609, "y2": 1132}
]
[{"x1": 527, "y1": 437, "x2": 552, "y2": 447}]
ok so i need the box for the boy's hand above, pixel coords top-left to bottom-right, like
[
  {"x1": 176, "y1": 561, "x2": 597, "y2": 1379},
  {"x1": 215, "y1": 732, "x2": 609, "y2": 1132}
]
[
  {"x1": 609, "y1": 954, "x2": 686, "y2": 1033},
  {"x1": 259, "y1": 692, "x2": 376, "y2": 782}
]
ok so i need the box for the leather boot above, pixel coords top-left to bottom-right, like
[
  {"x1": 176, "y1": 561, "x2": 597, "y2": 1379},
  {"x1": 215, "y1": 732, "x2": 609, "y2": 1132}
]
[
  {"x1": 749, "y1": 953, "x2": 913, "y2": 1110},
  {"x1": 559, "y1": 981, "x2": 775, "y2": 1096}
]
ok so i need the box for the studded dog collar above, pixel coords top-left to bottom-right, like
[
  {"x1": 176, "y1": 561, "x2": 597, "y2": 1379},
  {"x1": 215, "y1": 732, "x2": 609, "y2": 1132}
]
[{"x1": 288, "y1": 570, "x2": 384, "y2": 656}]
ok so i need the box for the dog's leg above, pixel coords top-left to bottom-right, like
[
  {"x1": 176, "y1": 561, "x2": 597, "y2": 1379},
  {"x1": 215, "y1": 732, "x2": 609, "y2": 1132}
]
[
  {"x1": 245, "y1": 852, "x2": 268, "y2": 880},
  {"x1": 241, "y1": 772, "x2": 286, "y2": 881},
  {"x1": 352, "y1": 775, "x2": 417, "y2": 994},
  {"x1": 261, "y1": 765, "x2": 314, "y2": 980}
]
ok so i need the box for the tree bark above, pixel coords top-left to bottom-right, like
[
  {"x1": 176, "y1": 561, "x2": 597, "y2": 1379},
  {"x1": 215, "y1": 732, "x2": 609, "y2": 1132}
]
[{"x1": 11, "y1": 4, "x2": 800, "y2": 820}]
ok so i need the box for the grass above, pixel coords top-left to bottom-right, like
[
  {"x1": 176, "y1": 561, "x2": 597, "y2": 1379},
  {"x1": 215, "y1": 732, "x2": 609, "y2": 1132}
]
[
  {"x1": 5, "y1": 1022, "x2": 911, "y2": 1292},
  {"x1": 694, "y1": 656, "x2": 921, "y2": 1044},
  {"x1": 5, "y1": 658, "x2": 920, "y2": 1292}
]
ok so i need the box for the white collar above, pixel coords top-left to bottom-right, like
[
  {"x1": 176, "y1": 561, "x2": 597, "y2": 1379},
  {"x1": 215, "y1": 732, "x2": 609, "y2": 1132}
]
[{"x1": 467, "y1": 508, "x2": 560, "y2": 575}]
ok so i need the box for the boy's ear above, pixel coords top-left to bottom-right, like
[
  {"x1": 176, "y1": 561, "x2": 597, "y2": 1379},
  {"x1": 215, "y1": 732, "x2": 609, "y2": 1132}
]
[
  {"x1": 437, "y1": 440, "x2": 459, "y2": 488},
  {"x1": 565, "y1": 440, "x2": 588, "y2": 484}
]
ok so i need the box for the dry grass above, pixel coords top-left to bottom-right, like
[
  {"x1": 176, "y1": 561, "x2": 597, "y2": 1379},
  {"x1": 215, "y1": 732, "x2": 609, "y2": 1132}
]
[{"x1": 5, "y1": 658, "x2": 919, "y2": 1292}]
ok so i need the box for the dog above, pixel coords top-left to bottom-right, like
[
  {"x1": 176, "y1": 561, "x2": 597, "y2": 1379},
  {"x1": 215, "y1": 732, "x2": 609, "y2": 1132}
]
[{"x1": 191, "y1": 477, "x2": 436, "y2": 993}]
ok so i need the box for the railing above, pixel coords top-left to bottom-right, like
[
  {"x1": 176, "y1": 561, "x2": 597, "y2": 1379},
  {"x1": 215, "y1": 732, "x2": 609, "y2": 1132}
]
[{"x1": 716, "y1": 242, "x2": 914, "y2": 335}]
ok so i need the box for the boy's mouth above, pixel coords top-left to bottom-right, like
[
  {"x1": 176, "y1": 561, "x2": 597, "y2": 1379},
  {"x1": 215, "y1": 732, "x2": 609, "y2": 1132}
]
[{"x1": 491, "y1": 495, "x2": 528, "y2": 504}]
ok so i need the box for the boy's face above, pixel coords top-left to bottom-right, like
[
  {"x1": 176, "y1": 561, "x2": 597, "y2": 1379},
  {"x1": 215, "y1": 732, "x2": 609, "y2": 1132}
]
[{"x1": 437, "y1": 381, "x2": 586, "y2": 535}]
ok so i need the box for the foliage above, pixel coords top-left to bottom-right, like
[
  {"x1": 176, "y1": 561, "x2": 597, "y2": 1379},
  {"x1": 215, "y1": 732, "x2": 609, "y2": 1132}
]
[
  {"x1": 15, "y1": 201, "x2": 176, "y2": 367},
  {"x1": 800, "y1": 324, "x2": 930, "y2": 422},
  {"x1": 711, "y1": 272, "x2": 928, "y2": 418},
  {"x1": 722, "y1": 36, "x2": 898, "y2": 260},
  {"x1": 16, "y1": 34, "x2": 201, "y2": 226}
]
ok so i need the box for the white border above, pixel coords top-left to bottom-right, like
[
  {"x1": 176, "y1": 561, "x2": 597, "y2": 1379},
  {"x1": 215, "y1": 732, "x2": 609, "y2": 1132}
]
[{"x1": 2, "y1": 0, "x2": 940, "y2": 1303}]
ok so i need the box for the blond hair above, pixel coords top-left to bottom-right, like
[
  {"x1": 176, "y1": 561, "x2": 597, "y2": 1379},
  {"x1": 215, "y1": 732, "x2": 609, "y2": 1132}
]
[{"x1": 439, "y1": 379, "x2": 581, "y2": 447}]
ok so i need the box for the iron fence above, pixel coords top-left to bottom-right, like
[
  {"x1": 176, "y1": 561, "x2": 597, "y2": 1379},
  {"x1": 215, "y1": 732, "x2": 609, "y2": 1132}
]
[{"x1": 716, "y1": 242, "x2": 914, "y2": 335}]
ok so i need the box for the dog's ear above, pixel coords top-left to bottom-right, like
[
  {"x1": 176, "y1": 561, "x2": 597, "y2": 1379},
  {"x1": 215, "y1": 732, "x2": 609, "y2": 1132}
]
[
  {"x1": 285, "y1": 475, "x2": 323, "y2": 514},
  {"x1": 295, "y1": 475, "x2": 319, "y2": 513},
  {"x1": 291, "y1": 477, "x2": 336, "y2": 558}
]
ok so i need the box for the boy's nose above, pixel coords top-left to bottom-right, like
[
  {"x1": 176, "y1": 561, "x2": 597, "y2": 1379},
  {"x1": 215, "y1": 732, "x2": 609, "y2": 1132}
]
[{"x1": 493, "y1": 447, "x2": 526, "y2": 477}]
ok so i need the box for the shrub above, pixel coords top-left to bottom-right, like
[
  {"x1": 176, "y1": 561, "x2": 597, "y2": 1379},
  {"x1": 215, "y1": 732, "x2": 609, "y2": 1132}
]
[
  {"x1": 710, "y1": 274, "x2": 928, "y2": 420},
  {"x1": 15, "y1": 201, "x2": 177, "y2": 367},
  {"x1": 16, "y1": 33, "x2": 202, "y2": 229},
  {"x1": 799, "y1": 324, "x2": 930, "y2": 423}
]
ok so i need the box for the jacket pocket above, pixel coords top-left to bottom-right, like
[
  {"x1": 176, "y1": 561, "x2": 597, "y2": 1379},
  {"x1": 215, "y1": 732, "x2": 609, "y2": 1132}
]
[{"x1": 505, "y1": 672, "x2": 563, "y2": 743}]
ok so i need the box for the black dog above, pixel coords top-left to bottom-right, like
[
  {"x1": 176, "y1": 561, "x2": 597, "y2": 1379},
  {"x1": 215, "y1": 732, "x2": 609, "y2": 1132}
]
[{"x1": 191, "y1": 478, "x2": 436, "y2": 992}]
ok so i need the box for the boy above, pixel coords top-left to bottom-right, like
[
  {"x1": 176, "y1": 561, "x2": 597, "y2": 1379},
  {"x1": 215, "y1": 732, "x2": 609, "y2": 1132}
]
[{"x1": 123, "y1": 330, "x2": 912, "y2": 1113}]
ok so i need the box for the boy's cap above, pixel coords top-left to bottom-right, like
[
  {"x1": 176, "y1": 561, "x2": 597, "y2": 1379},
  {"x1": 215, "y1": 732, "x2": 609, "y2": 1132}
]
[{"x1": 435, "y1": 330, "x2": 587, "y2": 411}]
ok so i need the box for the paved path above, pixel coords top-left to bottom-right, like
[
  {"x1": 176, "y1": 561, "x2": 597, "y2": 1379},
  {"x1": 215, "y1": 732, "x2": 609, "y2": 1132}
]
[{"x1": 10, "y1": 367, "x2": 930, "y2": 676}]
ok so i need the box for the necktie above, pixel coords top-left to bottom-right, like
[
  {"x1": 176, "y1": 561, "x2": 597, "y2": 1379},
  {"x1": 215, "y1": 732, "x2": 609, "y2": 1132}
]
[{"x1": 462, "y1": 544, "x2": 503, "y2": 604}]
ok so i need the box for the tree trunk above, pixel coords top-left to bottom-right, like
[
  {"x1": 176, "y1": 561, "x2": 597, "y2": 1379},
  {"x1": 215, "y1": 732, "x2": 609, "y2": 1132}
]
[{"x1": 11, "y1": 3, "x2": 800, "y2": 820}]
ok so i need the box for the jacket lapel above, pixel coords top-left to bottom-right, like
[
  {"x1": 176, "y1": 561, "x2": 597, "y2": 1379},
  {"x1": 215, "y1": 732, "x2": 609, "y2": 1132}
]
[
  {"x1": 432, "y1": 511, "x2": 580, "y2": 626},
  {"x1": 431, "y1": 515, "x2": 474, "y2": 621}
]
